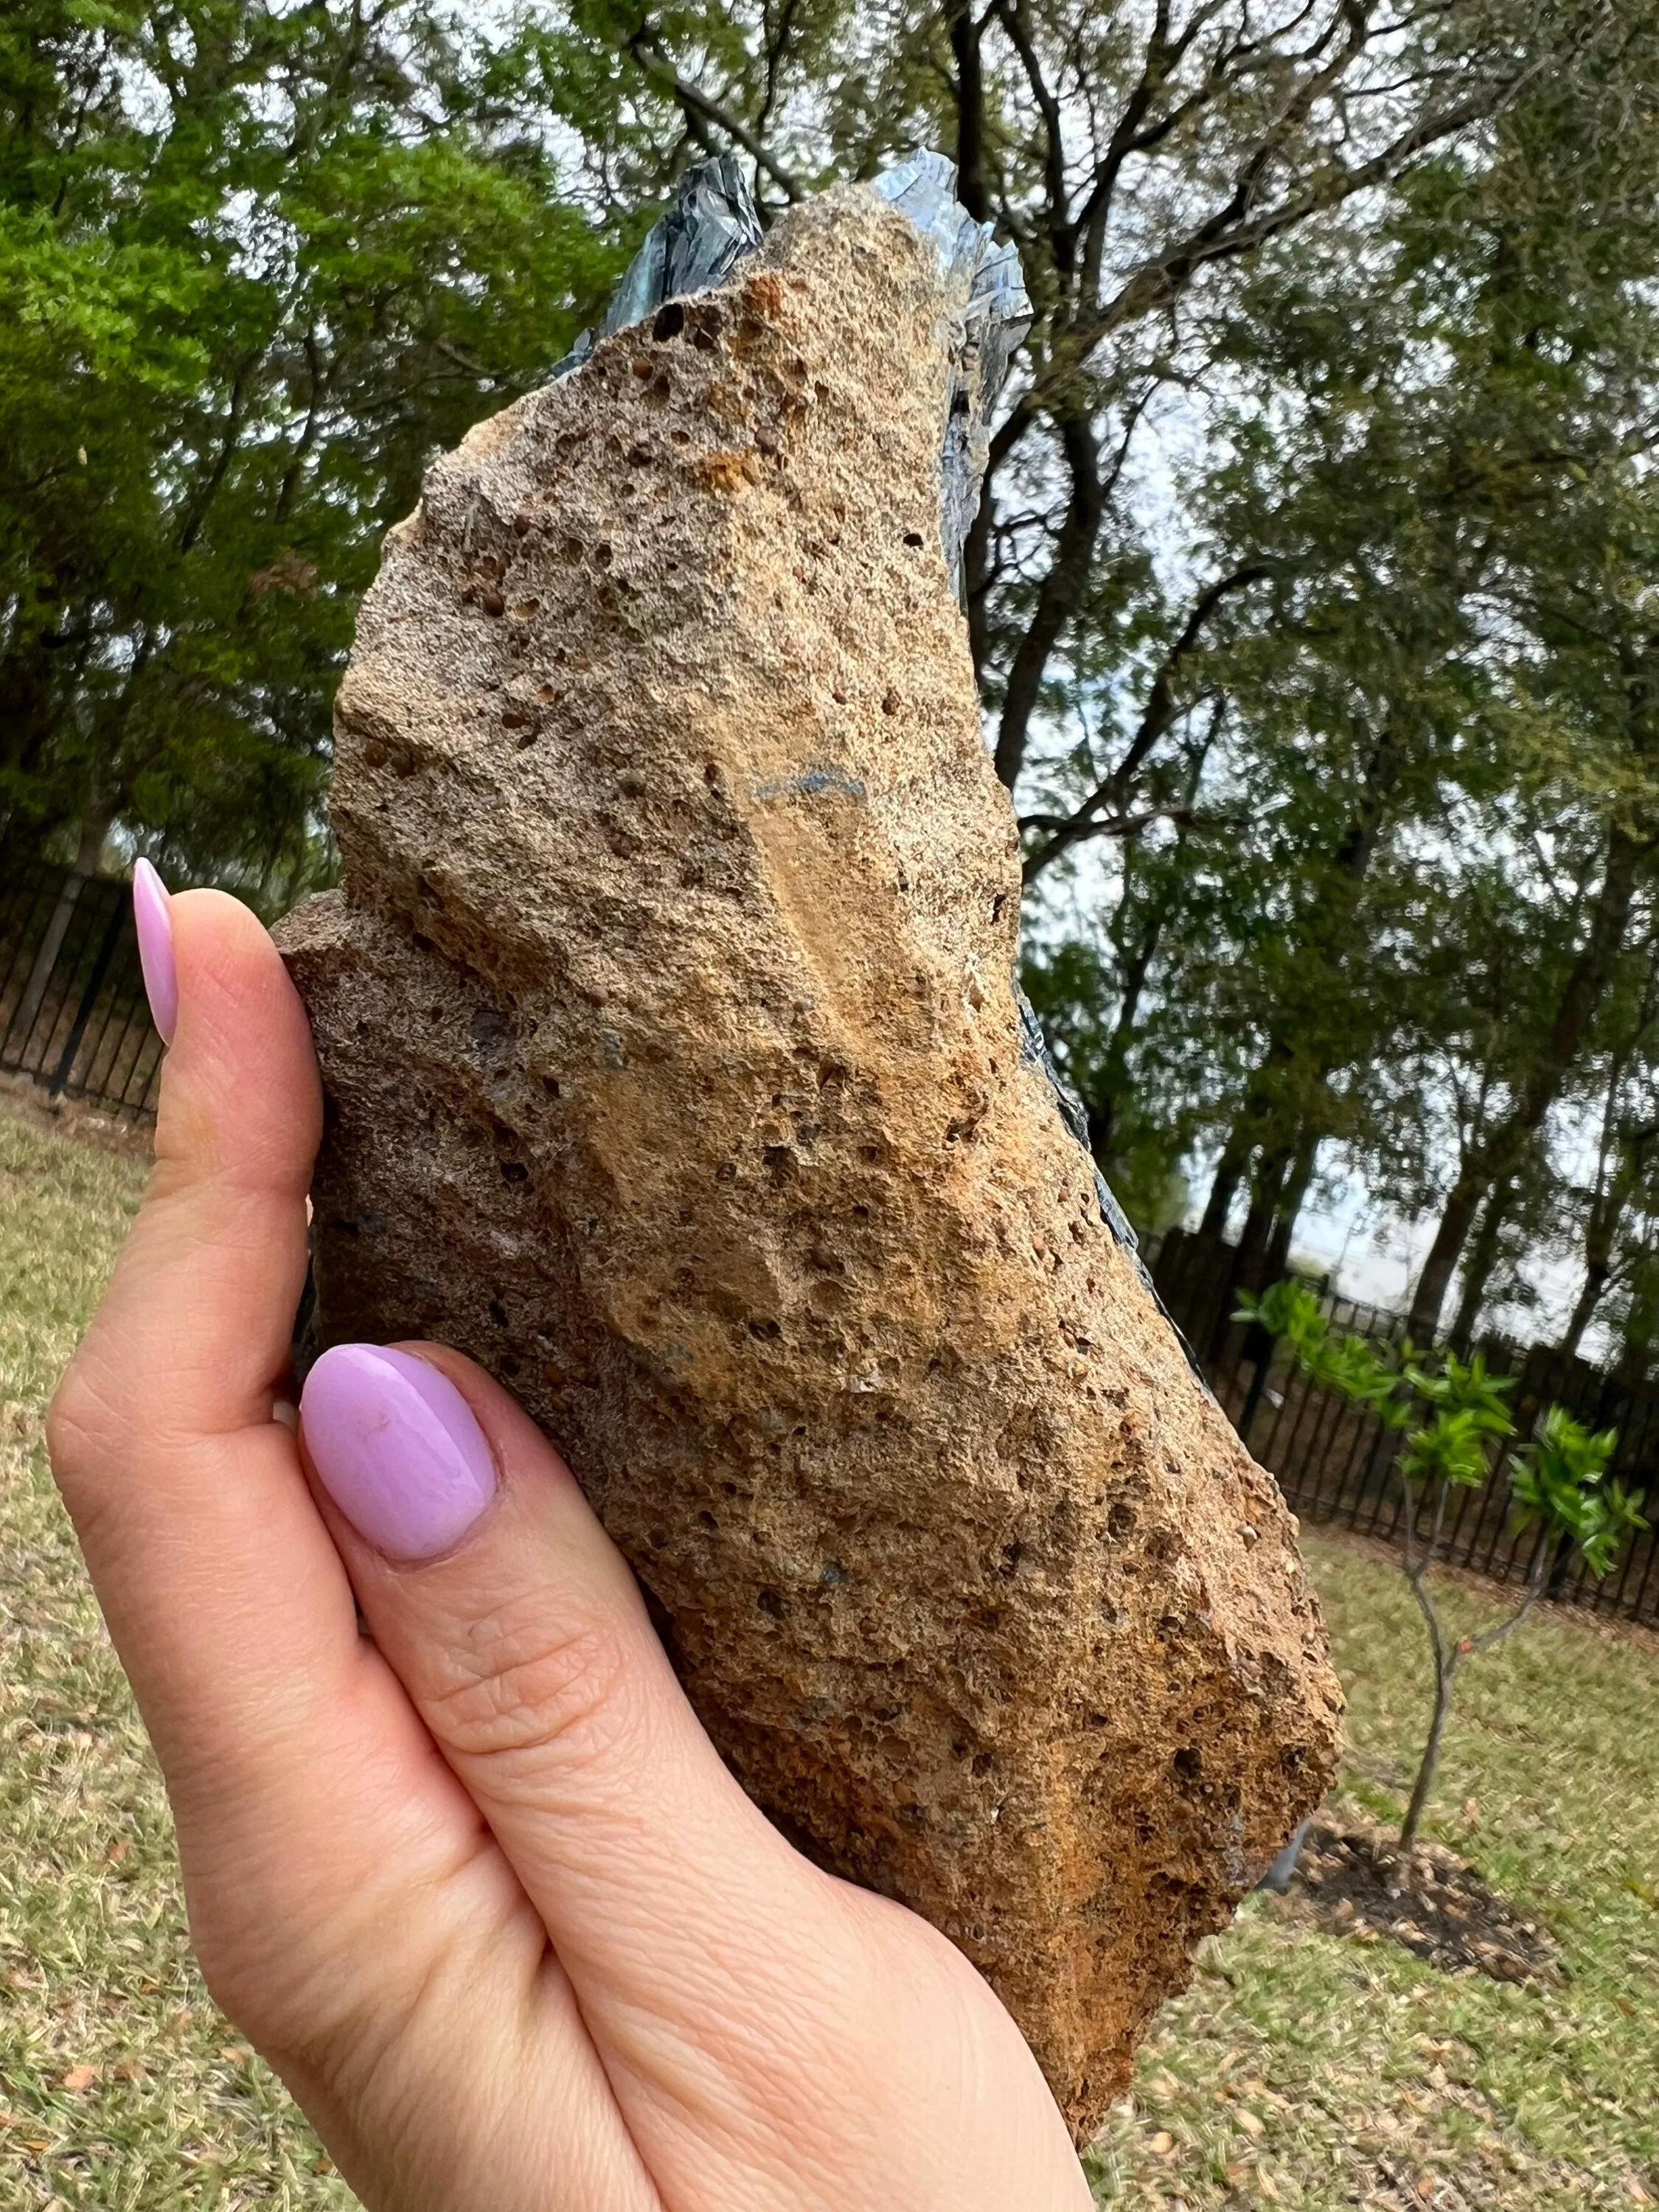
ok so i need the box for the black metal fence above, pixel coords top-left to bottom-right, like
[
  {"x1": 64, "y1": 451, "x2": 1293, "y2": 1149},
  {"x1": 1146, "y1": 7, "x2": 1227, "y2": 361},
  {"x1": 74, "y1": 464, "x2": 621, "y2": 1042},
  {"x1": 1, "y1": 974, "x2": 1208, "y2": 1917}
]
[
  {"x1": 1146, "y1": 1225, "x2": 1659, "y2": 1630},
  {"x1": 0, "y1": 849, "x2": 161, "y2": 1121}
]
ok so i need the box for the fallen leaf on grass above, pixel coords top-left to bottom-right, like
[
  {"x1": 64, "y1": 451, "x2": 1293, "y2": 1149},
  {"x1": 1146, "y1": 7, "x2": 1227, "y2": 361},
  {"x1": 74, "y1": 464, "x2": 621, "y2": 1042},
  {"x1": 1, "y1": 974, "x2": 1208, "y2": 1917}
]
[
  {"x1": 1150, "y1": 2131, "x2": 1175, "y2": 2155},
  {"x1": 58, "y1": 2065, "x2": 97, "y2": 2093},
  {"x1": 1237, "y1": 2108, "x2": 1265, "y2": 2138}
]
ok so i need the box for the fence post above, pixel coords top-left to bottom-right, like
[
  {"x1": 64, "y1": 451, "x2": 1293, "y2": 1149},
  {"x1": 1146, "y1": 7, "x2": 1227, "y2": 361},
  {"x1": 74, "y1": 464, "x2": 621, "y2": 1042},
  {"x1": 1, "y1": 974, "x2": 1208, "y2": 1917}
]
[
  {"x1": 47, "y1": 897, "x2": 126, "y2": 1099},
  {"x1": 9, "y1": 871, "x2": 86, "y2": 1052}
]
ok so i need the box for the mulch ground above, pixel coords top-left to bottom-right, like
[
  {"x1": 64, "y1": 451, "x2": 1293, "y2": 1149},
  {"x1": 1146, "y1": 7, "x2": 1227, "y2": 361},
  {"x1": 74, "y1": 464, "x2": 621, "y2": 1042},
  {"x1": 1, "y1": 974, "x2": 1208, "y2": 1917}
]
[{"x1": 1287, "y1": 1812, "x2": 1559, "y2": 1984}]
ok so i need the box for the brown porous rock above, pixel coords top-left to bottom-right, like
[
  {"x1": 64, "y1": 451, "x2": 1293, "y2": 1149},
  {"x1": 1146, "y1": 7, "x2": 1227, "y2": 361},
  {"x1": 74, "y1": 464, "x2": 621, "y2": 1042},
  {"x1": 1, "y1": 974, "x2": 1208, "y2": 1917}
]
[{"x1": 278, "y1": 181, "x2": 1341, "y2": 2142}]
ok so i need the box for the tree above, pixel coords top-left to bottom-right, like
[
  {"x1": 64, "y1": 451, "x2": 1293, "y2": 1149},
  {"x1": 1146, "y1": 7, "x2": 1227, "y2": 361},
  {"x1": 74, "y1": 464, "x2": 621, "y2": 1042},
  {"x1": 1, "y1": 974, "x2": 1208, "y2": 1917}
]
[
  {"x1": 1241, "y1": 1279, "x2": 1645, "y2": 1847},
  {"x1": 529, "y1": 1, "x2": 1629, "y2": 842},
  {"x1": 0, "y1": 0, "x2": 634, "y2": 893},
  {"x1": 1009, "y1": 18, "x2": 1659, "y2": 1312}
]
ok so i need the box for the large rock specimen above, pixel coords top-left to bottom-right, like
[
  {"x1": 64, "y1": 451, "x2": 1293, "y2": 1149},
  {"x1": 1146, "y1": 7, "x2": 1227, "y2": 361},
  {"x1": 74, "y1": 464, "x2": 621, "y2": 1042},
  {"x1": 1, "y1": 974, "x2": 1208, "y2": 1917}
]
[{"x1": 279, "y1": 171, "x2": 1341, "y2": 2142}]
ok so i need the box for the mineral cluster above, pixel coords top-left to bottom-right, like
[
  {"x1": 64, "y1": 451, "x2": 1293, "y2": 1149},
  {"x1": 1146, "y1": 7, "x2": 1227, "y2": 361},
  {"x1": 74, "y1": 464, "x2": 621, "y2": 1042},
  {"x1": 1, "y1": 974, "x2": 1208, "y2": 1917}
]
[{"x1": 279, "y1": 157, "x2": 1341, "y2": 2141}]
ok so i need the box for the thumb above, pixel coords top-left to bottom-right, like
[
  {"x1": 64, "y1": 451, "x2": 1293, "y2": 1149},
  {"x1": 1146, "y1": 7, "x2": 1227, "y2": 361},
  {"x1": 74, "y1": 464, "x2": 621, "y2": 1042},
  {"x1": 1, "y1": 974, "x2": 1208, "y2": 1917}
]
[{"x1": 296, "y1": 1342, "x2": 872, "y2": 2118}]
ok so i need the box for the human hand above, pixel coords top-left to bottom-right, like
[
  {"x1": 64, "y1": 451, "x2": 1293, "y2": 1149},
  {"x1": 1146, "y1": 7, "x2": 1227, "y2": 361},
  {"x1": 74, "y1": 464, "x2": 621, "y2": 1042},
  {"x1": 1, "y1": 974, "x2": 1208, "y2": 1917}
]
[{"x1": 47, "y1": 877, "x2": 1094, "y2": 2211}]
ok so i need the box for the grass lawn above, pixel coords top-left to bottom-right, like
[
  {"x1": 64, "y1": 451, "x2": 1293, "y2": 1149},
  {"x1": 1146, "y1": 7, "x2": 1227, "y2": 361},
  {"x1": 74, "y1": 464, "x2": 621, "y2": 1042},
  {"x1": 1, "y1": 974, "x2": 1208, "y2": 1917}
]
[{"x1": 3, "y1": 1093, "x2": 1658, "y2": 2210}]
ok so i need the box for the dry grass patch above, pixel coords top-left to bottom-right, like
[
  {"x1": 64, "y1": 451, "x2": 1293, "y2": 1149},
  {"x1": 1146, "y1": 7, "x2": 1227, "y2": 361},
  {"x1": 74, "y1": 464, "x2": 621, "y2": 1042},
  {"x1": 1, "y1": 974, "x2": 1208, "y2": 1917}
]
[
  {"x1": 1085, "y1": 1529, "x2": 1659, "y2": 2211},
  {"x1": 0, "y1": 1105, "x2": 350, "y2": 2209}
]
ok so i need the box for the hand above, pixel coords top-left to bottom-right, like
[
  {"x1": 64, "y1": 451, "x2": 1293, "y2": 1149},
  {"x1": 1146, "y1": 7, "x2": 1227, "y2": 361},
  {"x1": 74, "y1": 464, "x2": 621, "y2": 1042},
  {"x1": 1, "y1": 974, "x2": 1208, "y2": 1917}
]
[{"x1": 47, "y1": 882, "x2": 1093, "y2": 2211}]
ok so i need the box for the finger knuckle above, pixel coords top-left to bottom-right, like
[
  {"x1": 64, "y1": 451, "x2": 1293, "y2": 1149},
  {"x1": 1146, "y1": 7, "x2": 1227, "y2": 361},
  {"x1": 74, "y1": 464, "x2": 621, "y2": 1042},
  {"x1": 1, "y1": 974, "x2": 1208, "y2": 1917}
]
[
  {"x1": 424, "y1": 1603, "x2": 637, "y2": 1779},
  {"x1": 45, "y1": 1357, "x2": 125, "y2": 1508},
  {"x1": 192, "y1": 1896, "x2": 386, "y2": 2072}
]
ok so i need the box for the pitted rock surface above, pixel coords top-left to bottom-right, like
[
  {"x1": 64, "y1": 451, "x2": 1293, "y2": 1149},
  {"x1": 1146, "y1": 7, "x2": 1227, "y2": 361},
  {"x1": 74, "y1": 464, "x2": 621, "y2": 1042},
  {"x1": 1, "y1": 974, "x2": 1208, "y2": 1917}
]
[{"x1": 279, "y1": 185, "x2": 1341, "y2": 2141}]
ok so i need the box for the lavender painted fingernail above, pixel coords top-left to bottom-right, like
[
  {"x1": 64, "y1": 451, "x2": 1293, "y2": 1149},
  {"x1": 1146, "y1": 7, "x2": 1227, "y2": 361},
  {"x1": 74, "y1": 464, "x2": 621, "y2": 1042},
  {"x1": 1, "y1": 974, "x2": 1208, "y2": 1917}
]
[
  {"x1": 301, "y1": 1346, "x2": 497, "y2": 1561},
  {"x1": 132, "y1": 858, "x2": 178, "y2": 1046}
]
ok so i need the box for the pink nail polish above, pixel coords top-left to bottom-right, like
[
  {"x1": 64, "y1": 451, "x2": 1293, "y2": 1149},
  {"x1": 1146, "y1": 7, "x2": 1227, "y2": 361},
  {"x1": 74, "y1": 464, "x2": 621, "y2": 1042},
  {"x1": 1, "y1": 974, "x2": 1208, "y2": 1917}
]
[
  {"x1": 132, "y1": 858, "x2": 178, "y2": 1046},
  {"x1": 301, "y1": 1346, "x2": 497, "y2": 1560}
]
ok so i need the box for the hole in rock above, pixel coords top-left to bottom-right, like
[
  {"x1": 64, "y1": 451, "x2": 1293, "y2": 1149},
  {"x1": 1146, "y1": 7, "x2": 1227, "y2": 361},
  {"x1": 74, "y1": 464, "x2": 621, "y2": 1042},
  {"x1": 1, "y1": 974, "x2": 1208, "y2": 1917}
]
[
  {"x1": 488, "y1": 1301, "x2": 508, "y2": 1326},
  {"x1": 902, "y1": 531, "x2": 923, "y2": 547},
  {"x1": 652, "y1": 302, "x2": 685, "y2": 341},
  {"x1": 500, "y1": 1160, "x2": 529, "y2": 1183}
]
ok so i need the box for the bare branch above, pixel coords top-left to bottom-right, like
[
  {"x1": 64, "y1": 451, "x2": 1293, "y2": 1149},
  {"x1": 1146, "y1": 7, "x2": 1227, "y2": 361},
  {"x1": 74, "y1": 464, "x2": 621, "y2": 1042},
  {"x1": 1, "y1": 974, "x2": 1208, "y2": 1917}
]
[
  {"x1": 630, "y1": 35, "x2": 804, "y2": 201},
  {"x1": 1021, "y1": 562, "x2": 1265, "y2": 880}
]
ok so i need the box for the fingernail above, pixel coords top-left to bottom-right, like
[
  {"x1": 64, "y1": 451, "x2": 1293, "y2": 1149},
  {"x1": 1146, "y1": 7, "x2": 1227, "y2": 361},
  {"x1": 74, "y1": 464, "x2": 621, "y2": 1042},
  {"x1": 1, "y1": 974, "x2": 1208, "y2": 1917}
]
[
  {"x1": 132, "y1": 858, "x2": 178, "y2": 1046},
  {"x1": 300, "y1": 1346, "x2": 497, "y2": 1560}
]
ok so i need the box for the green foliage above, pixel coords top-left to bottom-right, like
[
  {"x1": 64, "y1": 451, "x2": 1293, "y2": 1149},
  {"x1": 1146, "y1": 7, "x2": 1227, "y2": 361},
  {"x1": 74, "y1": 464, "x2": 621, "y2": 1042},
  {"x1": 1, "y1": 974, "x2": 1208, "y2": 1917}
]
[
  {"x1": 1243, "y1": 1275, "x2": 1646, "y2": 1840},
  {"x1": 1240, "y1": 1279, "x2": 1638, "y2": 1569},
  {"x1": 1397, "y1": 1354, "x2": 1517, "y2": 1489},
  {"x1": 1510, "y1": 1407, "x2": 1645, "y2": 1577},
  {"x1": 0, "y1": 0, "x2": 638, "y2": 891}
]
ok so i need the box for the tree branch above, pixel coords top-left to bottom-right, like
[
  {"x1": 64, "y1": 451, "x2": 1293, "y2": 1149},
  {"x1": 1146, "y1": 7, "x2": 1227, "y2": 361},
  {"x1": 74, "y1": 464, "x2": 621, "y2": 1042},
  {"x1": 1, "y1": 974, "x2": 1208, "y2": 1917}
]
[
  {"x1": 1020, "y1": 562, "x2": 1265, "y2": 880},
  {"x1": 630, "y1": 35, "x2": 804, "y2": 201}
]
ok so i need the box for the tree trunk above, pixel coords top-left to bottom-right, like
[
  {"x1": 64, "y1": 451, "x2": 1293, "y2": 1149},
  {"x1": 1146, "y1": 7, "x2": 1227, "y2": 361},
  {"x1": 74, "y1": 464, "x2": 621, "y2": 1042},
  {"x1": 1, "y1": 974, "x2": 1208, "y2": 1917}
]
[
  {"x1": 1558, "y1": 1259, "x2": 1610, "y2": 1366},
  {"x1": 1399, "y1": 1656, "x2": 1456, "y2": 1851},
  {"x1": 1448, "y1": 1179, "x2": 1509, "y2": 1347},
  {"x1": 1209, "y1": 1150, "x2": 1289, "y2": 1363},
  {"x1": 1085, "y1": 883, "x2": 1178, "y2": 1166},
  {"x1": 1200, "y1": 1133, "x2": 1249, "y2": 1238},
  {"x1": 1262, "y1": 1134, "x2": 1318, "y2": 1286},
  {"x1": 1406, "y1": 1170, "x2": 1485, "y2": 1345},
  {"x1": 993, "y1": 411, "x2": 1104, "y2": 790},
  {"x1": 1234, "y1": 1149, "x2": 1290, "y2": 1297},
  {"x1": 947, "y1": 2, "x2": 988, "y2": 223},
  {"x1": 1410, "y1": 820, "x2": 1649, "y2": 1343},
  {"x1": 9, "y1": 802, "x2": 115, "y2": 1051}
]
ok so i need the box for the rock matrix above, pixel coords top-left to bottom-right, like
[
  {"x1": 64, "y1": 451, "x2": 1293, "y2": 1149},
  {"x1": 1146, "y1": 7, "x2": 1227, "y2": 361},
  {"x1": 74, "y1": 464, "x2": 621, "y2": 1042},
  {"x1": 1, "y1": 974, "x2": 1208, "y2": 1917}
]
[{"x1": 279, "y1": 175, "x2": 1341, "y2": 2142}]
